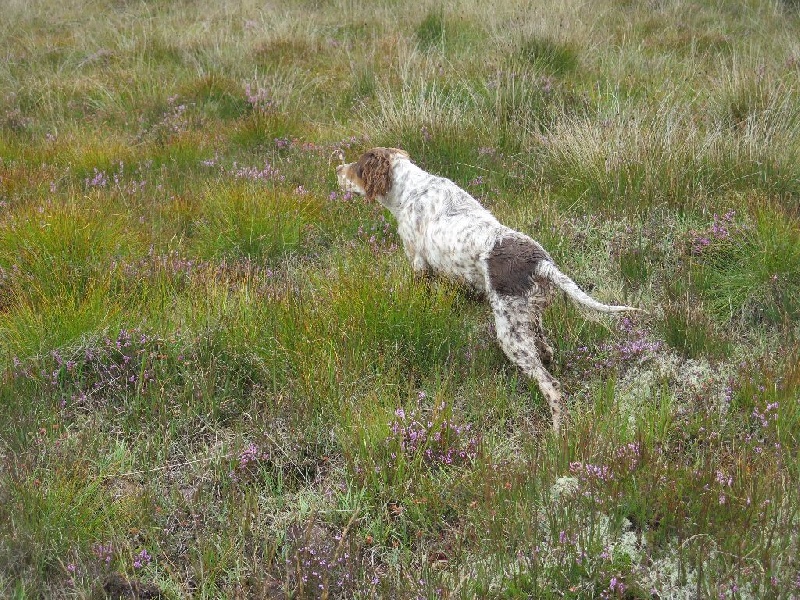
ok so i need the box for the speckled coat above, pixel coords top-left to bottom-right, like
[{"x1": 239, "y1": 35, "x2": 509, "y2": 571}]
[{"x1": 336, "y1": 148, "x2": 638, "y2": 432}]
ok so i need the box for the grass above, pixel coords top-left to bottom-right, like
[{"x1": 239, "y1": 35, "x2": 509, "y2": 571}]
[{"x1": 1, "y1": 0, "x2": 799, "y2": 598}]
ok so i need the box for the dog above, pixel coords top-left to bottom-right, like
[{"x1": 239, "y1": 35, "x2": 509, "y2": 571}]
[{"x1": 336, "y1": 147, "x2": 638, "y2": 432}]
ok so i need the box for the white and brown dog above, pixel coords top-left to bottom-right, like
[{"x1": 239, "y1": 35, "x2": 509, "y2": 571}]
[{"x1": 336, "y1": 147, "x2": 637, "y2": 432}]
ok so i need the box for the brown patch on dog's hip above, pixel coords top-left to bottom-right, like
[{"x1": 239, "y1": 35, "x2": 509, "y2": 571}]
[{"x1": 487, "y1": 237, "x2": 550, "y2": 296}]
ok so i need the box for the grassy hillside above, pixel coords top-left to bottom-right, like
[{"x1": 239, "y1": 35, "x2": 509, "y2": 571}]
[{"x1": 1, "y1": 0, "x2": 799, "y2": 597}]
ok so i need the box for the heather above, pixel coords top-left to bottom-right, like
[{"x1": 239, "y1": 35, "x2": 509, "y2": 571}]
[{"x1": 1, "y1": 0, "x2": 799, "y2": 598}]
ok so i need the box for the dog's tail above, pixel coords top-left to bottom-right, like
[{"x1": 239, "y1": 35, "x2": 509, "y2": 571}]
[{"x1": 536, "y1": 261, "x2": 639, "y2": 314}]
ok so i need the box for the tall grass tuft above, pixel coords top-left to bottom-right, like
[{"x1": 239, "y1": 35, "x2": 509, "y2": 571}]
[
  {"x1": 415, "y1": 8, "x2": 445, "y2": 51},
  {"x1": 514, "y1": 35, "x2": 579, "y2": 76},
  {"x1": 690, "y1": 205, "x2": 800, "y2": 324},
  {"x1": 191, "y1": 182, "x2": 319, "y2": 261},
  {"x1": 0, "y1": 202, "x2": 140, "y2": 306}
]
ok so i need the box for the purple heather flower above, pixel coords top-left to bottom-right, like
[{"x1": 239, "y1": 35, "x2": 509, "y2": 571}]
[{"x1": 133, "y1": 549, "x2": 151, "y2": 569}]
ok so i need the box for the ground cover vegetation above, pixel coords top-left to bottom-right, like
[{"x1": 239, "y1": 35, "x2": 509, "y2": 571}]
[{"x1": 1, "y1": 0, "x2": 799, "y2": 597}]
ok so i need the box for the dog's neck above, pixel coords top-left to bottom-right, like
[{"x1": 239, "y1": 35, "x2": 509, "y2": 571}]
[{"x1": 377, "y1": 158, "x2": 426, "y2": 212}]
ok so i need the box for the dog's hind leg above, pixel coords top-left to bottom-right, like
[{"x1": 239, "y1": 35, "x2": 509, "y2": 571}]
[
  {"x1": 489, "y1": 294, "x2": 565, "y2": 432},
  {"x1": 532, "y1": 314, "x2": 554, "y2": 368}
]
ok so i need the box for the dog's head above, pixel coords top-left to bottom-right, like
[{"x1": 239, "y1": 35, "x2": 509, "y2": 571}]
[{"x1": 335, "y1": 147, "x2": 409, "y2": 201}]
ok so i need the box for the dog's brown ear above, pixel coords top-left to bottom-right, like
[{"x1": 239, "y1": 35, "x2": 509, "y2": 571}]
[{"x1": 356, "y1": 149, "x2": 392, "y2": 200}]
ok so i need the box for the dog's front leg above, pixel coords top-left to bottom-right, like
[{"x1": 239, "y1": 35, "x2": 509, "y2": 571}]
[
  {"x1": 399, "y1": 238, "x2": 432, "y2": 279},
  {"x1": 410, "y1": 255, "x2": 433, "y2": 280}
]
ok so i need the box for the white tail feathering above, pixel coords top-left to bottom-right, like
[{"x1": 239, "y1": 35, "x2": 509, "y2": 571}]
[{"x1": 536, "y1": 262, "x2": 639, "y2": 314}]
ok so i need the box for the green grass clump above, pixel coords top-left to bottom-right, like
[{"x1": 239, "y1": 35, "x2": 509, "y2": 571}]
[
  {"x1": 0, "y1": 201, "x2": 145, "y2": 355},
  {"x1": 178, "y1": 74, "x2": 250, "y2": 121},
  {"x1": 415, "y1": 8, "x2": 446, "y2": 50},
  {"x1": 690, "y1": 206, "x2": 800, "y2": 324},
  {"x1": 660, "y1": 301, "x2": 733, "y2": 359},
  {"x1": 191, "y1": 182, "x2": 319, "y2": 261},
  {"x1": 1, "y1": 437, "x2": 151, "y2": 586},
  {"x1": 515, "y1": 36, "x2": 579, "y2": 76},
  {"x1": 0, "y1": 202, "x2": 140, "y2": 303}
]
